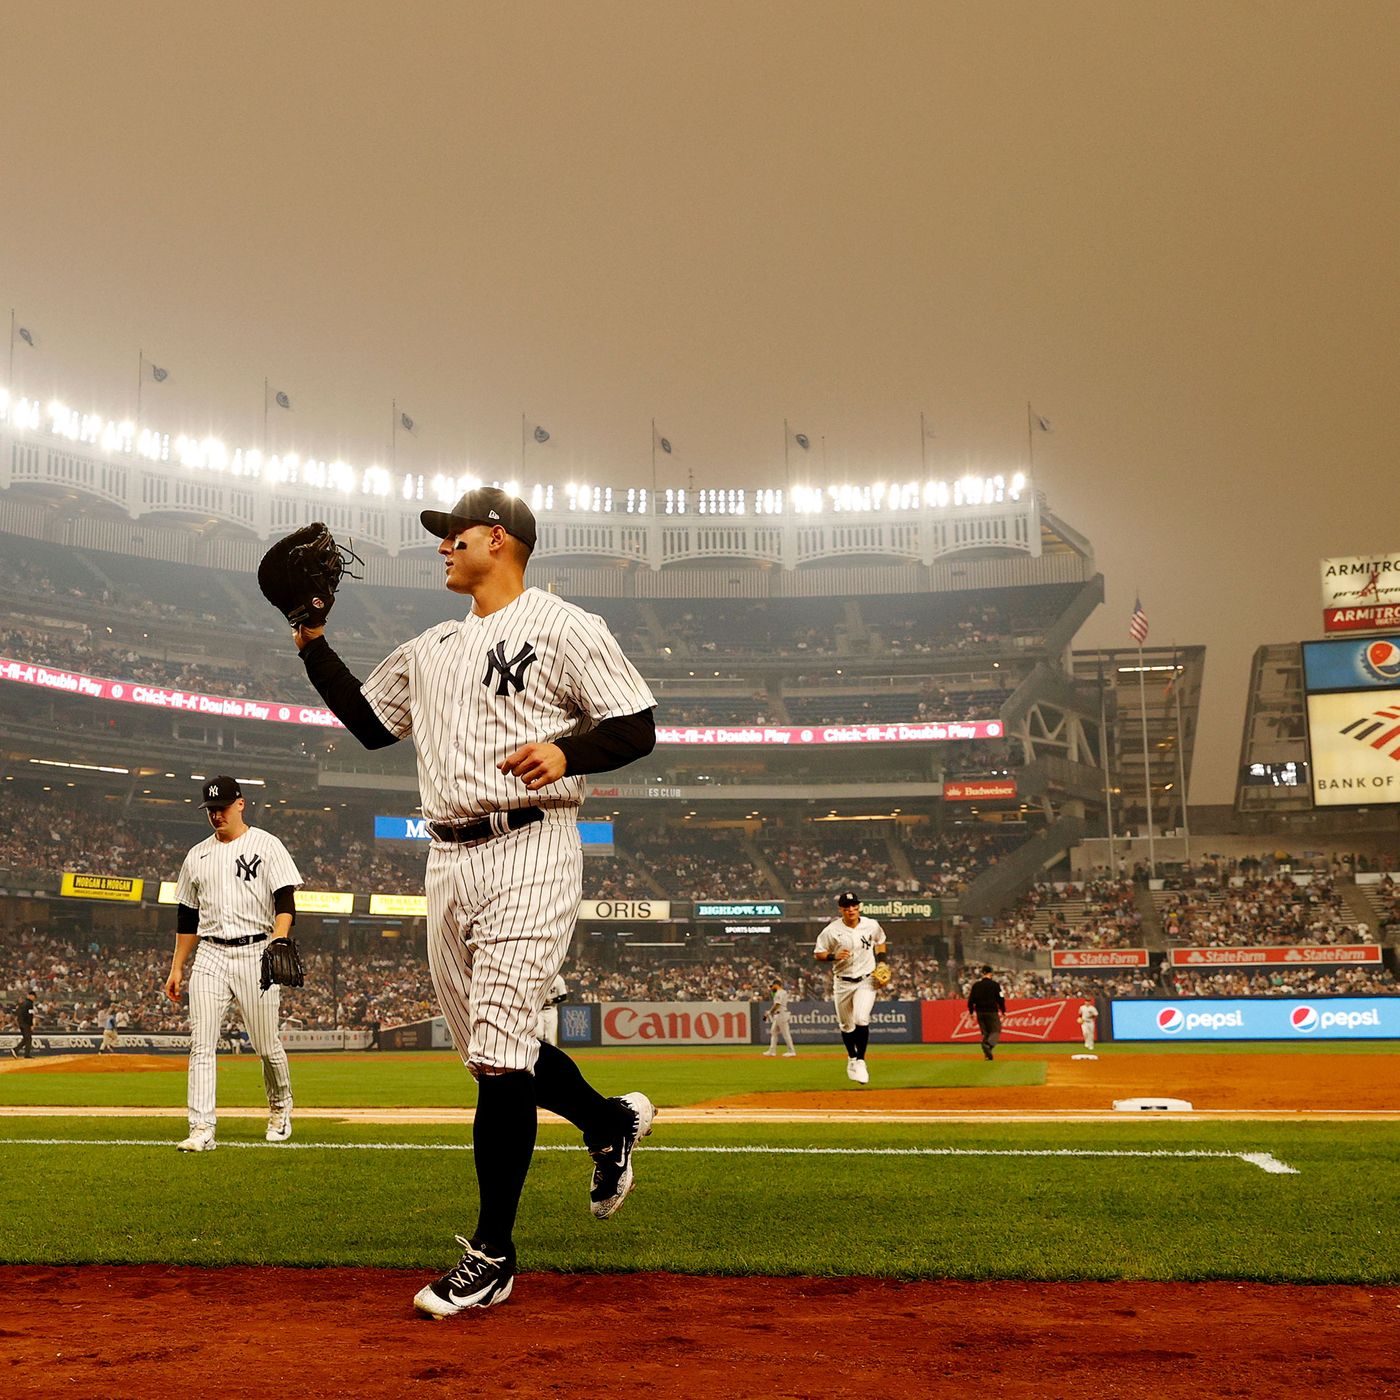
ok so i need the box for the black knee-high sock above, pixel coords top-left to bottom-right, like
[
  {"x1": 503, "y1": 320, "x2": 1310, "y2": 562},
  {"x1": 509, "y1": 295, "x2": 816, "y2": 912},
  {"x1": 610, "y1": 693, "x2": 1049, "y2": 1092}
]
[
  {"x1": 853, "y1": 1025, "x2": 870, "y2": 1059},
  {"x1": 471, "y1": 1070, "x2": 537, "y2": 1260},
  {"x1": 532, "y1": 1041, "x2": 618, "y2": 1146},
  {"x1": 841, "y1": 1030, "x2": 857, "y2": 1056}
]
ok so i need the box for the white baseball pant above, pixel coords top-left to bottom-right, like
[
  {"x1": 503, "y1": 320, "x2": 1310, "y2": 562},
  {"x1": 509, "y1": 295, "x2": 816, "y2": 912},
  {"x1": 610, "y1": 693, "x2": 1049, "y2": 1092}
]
[
  {"x1": 425, "y1": 811, "x2": 581, "y2": 1075},
  {"x1": 537, "y1": 1005, "x2": 560, "y2": 1046},
  {"x1": 186, "y1": 940, "x2": 291, "y2": 1131},
  {"x1": 833, "y1": 976, "x2": 877, "y2": 1033},
  {"x1": 768, "y1": 1015, "x2": 795, "y2": 1053}
]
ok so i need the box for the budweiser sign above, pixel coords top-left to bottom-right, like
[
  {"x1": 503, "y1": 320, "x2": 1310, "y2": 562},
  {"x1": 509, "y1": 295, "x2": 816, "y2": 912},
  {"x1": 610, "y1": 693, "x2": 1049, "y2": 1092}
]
[
  {"x1": 1051, "y1": 948, "x2": 1149, "y2": 969},
  {"x1": 944, "y1": 779, "x2": 1018, "y2": 802},
  {"x1": 601, "y1": 1001, "x2": 752, "y2": 1046},
  {"x1": 920, "y1": 997, "x2": 1090, "y2": 1043},
  {"x1": 1168, "y1": 945, "x2": 1381, "y2": 967}
]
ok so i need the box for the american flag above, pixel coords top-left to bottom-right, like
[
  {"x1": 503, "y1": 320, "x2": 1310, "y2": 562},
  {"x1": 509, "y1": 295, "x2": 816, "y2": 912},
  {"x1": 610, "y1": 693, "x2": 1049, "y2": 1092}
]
[{"x1": 1129, "y1": 597, "x2": 1149, "y2": 644}]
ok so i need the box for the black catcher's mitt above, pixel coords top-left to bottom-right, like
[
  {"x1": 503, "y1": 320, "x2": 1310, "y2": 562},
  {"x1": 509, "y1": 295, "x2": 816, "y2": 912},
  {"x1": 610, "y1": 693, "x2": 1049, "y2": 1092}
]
[
  {"x1": 260, "y1": 937, "x2": 305, "y2": 991},
  {"x1": 257, "y1": 522, "x2": 363, "y2": 630}
]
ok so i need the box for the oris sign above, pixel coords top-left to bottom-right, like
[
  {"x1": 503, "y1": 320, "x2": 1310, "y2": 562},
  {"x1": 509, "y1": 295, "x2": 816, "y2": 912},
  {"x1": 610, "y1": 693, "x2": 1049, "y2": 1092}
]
[{"x1": 601, "y1": 1001, "x2": 752, "y2": 1045}]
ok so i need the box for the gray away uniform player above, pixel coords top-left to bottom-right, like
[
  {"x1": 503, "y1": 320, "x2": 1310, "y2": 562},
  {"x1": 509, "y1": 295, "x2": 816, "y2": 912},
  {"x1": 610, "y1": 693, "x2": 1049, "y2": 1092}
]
[
  {"x1": 537, "y1": 973, "x2": 568, "y2": 1046},
  {"x1": 291, "y1": 486, "x2": 658, "y2": 1320},
  {"x1": 813, "y1": 891, "x2": 887, "y2": 1085},
  {"x1": 163, "y1": 776, "x2": 301, "y2": 1151},
  {"x1": 762, "y1": 981, "x2": 796, "y2": 1056}
]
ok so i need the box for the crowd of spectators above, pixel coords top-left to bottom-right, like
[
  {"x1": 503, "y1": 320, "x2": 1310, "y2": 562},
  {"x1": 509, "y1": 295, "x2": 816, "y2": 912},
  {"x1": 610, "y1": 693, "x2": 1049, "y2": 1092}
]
[
  {"x1": 902, "y1": 828, "x2": 1019, "y2": 895},
  {"x1": 1157, "y1": 873, "x2": 1366, "y2": 946},
  {"x1": 984, "y1": 879, "x2": 1143, "y2": 953}
]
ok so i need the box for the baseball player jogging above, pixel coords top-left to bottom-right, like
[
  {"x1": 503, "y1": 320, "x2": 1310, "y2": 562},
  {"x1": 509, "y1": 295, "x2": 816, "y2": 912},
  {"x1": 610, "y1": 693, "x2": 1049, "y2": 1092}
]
[
  {"x1": 813, "y1": 892, "x2": 888, "y2": 1085},
  {"x1": 162, "y1": 777, "x2": 303, "y2": 1152},
  {"x1": 762, "y1": 980, "x2": 796, "y2": 1056},
  {"x1": 1078, "y1": 1000, "x2": 1099, "y2": 1051},
  {"x1": 966, "y1": 965, "x2": 1005, "y2": 1061},
  {"x1": 98, "y1": 1007, "x2": 120, "y2": 1054},
  {"x1": 284, "y1": 486, "x2": 659, "y2": 1320}
]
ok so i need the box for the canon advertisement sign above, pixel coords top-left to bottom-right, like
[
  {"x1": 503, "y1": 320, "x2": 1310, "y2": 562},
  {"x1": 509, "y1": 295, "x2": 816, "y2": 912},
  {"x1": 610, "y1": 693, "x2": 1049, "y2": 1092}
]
[
  {"x1": 601, "y1": 1001, "x2": 753, "y2": 1046},
  {"x1": 1112, "y1": 997, "x2": 1400, "y2": 1040}
]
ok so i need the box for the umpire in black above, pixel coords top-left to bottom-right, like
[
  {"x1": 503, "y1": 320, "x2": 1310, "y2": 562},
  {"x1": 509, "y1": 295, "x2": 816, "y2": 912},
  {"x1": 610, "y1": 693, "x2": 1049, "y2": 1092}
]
[
  {"x1": 12, "y1": 990, "x2": 36, "y2": 1059},
  {"x1": 966, "y1": 965, "x2": 1005, "y2": 1061}
]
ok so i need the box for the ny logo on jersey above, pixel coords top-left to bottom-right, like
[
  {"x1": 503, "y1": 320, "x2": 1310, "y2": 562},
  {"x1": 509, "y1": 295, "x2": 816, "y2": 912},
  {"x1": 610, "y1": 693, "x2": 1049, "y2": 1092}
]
[
  {"x1": 482, "y1": 640, "x2": 538, "y2": 697},
  {"x1": 235, "y1": 853, "x2": 263, "y2": 883}
]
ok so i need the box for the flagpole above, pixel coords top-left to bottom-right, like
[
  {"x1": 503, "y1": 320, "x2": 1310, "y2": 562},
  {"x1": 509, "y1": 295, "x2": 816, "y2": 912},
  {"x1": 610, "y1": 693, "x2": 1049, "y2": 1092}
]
[
  {"x1": 263, "y1": 378, "x2": 270, "y2": 452},
  {"x1": 783, "y1": 419, "x2": 791, "y2": 498},
  {"x1": 137, "y1": 350, "x2": 144, "y2": 424},
  {"x1": 1099, "y1": 658, "x2": 1118, "y2": 877},
  {"x1": 1136, "y1": 642, "x2": 1156, "y2": 877},
  {"x1": 1026, "y1": 401, "x2": 1033, "y2": 470},
  {"x1": 1172, "y1": 645, "x2": 1192, "y2": 866},
  {"x1": 392, "y1": 398, "x2": 397, "y2": 467},
  {"x1": 7, "y1": 310, "x2": 14, "y2": 386},
  {"x1": 920, "y1": 412, "x2": 928, "y2": 475},
  {"x1": 650, "y1": 419, "x2": 657, "y2": 506}
]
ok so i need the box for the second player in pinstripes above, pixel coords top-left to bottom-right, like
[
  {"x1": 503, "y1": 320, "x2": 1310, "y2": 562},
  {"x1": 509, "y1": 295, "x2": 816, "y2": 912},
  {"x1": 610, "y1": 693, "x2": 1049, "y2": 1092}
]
[
  {"x1": 163, "y1": 775, "x2": 302, "y2": 1152},
  {"x1": 813, "y1": 891, "x2": 888, "y2": 1085},
  {"x1": 289, "y1": 486, "x2": 659, "y2": 1320}
]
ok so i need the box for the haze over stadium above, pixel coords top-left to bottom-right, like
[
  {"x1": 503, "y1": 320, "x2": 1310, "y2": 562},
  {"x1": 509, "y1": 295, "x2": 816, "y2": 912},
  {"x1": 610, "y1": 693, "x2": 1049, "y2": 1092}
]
[{"x1": 3, "y1": 4, "x2": 1400, "y2": 1396}]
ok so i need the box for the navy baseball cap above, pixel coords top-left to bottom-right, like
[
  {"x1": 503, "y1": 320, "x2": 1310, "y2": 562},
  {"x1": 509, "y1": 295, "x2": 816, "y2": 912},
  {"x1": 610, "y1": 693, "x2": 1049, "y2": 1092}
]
[
  {"x1": 837, "y1": 891, "x2": 861, "y2": 907},
  {"x1": 421, "y1": 487, "x2": 536, "y2": 553},
  {"x1": 201, "y1": 775, "x2": 243, "y2": 809}
]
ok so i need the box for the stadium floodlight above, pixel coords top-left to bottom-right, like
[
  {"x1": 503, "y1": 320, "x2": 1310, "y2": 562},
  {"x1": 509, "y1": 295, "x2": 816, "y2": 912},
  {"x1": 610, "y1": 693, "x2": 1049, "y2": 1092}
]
[{"x1": 502, "y1": 480, "x2": 519, "y2": 499}]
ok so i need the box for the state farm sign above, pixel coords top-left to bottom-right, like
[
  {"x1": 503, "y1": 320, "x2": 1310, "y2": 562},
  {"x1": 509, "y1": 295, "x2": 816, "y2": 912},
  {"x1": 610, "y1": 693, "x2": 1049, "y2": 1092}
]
[
  {"x1": 1168, "y1": 945, "x2": 1381, "y2": 967},
  {"x1": 601, "y1": 1001, "x2": 752, "y2": 1045},
  {"x1": 1051, "y1": 949, "x2": 1150, "y2": 969},
  {"x1": 943, "y1": 779, "x2": 1018, "y2": 802}
]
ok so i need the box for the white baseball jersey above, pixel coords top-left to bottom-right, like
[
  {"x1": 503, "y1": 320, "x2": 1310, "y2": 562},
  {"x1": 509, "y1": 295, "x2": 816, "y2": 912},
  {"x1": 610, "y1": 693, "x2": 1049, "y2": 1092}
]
[
  {"x1": 1079, "y1": 1005, "x2": 1098, "y2": 1028},
  {"x1": 358, "y1": 588, "x2": 656, "y2": 821},
  {"x1": 770, "y1": 988, "x2": 791, "y2": 1019},
  {"x1": 175, "y1": 829, "x2": 302, "y2": 938},
  {"x1": 814, "y1": 916, "x2": 887, "y2": 978}
]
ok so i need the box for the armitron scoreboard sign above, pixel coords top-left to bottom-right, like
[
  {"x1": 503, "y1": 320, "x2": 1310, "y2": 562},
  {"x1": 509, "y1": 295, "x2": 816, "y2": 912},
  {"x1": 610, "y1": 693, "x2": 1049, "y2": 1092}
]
[{"x1": 1320, "y1": 554, "x2": 1400, "y2": 634}]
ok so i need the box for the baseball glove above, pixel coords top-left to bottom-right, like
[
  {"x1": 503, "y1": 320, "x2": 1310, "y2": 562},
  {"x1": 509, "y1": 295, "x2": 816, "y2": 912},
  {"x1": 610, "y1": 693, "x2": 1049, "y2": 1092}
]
[
  {"x1": 872, "y1": 961, "x2": 892, "y2": 988},
  {"x1": 257, "y1": 522, "x2": 363, "y2": 630},
  {"x1": 260, "y1": 937, "x2": 305, "y2": 991}
]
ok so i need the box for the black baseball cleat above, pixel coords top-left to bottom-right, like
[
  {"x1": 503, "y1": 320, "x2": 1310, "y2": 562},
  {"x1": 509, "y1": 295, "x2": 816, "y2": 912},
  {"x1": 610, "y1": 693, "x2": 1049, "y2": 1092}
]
[
  {"x1": 413, "y1": 1237, "x2": 515, "y2": 1319},
  {"x1": 589, "y1": 1091, "x2": 656, "y2": 1220}
]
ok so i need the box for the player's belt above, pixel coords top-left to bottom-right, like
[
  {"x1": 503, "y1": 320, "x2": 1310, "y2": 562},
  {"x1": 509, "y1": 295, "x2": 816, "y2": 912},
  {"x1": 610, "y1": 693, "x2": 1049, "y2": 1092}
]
[
  {"x1": 203, "y1": 934, "x2": 268, "y2": 948},
  {"x1": 427, "y1": 806, "x2": 545, "y2": 844},
  {"x1": 838, "y1": 974, "x2": 869, "y2": 983}
]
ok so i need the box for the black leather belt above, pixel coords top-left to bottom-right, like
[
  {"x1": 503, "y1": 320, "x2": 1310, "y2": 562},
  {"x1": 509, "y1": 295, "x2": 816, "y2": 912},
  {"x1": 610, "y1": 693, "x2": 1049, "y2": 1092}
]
[
  {"x1": 839, "y1": 974, "x2": 869, "y2": 983},
  {"x1": 204, "y1": 934, "x2": 268, "y2": 948},
  {"x1": 428, "y1": 806, "x2": 544, "y2": 844}
]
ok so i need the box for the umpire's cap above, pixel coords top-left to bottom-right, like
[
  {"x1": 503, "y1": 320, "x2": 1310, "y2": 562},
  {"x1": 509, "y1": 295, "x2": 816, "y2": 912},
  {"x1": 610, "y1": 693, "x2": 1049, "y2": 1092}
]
[
  {"x1": 421, "y1": 486, "x2": 536, "y2": 553},
  {"x1": 837, "y1": 891, "x2": 861, "y2": 907},
  {"x1": 201, "y1": 775, "x2": 242, "y2": 808}
]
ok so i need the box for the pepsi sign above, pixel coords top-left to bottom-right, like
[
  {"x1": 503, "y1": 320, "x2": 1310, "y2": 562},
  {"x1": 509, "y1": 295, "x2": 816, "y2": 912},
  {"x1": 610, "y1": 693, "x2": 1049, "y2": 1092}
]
[
  {"x1": 1113, "y1": 997, "x2": 1400, "y2": 1041},
  {"x1": 1303, "y1": 636, "x2": 1400, "y2": 692}
]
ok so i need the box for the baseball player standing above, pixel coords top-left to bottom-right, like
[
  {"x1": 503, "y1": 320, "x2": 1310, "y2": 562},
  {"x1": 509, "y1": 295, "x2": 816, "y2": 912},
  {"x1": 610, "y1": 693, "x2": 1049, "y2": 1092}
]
[
  {"x1": 966, "y1": 965, "x2": 1006, "y2": 1061},
  {"x1": 762, "y1": 980, "x2": 796, "y2": 1057},
  {"x1": 813, "y1": 892, "x2": 887, "y2": 1084},
  {"x1": 162, "y1": 776, "x2": 302, "y2": 1152},
  {"x1": 537, "y1": 973, "x2": 568, "y2": 1047},
  {"x1": 1078, "y1": 1000, "x2": 1099, "y2": 1050},
  {"x1": 290, "y1": 486, "x2": 659, "y2": 1320},
  {"x1": 98, "y1": 1007, "x2": 120, "y2": 1054}
]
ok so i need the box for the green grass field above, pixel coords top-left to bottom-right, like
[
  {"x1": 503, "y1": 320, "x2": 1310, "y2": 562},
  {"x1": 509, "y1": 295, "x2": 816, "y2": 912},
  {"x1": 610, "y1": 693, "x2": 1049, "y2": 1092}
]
[{"x1": 2, "y1": 1045, "x2": 1399, "y2": 1283}]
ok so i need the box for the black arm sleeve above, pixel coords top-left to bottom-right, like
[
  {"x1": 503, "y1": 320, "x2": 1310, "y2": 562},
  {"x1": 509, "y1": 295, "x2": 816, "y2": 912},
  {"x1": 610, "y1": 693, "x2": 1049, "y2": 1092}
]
[
  {"x1": 273, "y1": 886, "x2": 297, "y2": 922},
  {"x1": 554, "y1": 708, "x2": 656, "y2": 775},
  {"x1": 299, "y1": 635, "x2": 399, "y2": 750},
  {"x1": 177, "y1": 903, "x2": 200, "y2": 935}
]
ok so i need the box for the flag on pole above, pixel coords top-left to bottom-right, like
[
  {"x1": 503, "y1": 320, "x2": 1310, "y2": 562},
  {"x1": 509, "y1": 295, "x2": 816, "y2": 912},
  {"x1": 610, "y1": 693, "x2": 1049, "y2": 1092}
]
[
  {"x1": 653, "y1": 424, "x2": 673, "y2": 455},
  {"x1": 17, "y1": 326, "x2": 36, "y2": 348},
  {"x1": 1129, "y1": 597, "x2": 1149, "y2": 644},
  {"x1": 399, "y1": 411, "x2": 419, "y2": 436},
  {"x1": 274, "y1": 390, "x2": 292, "y2": 410},
  {"x1": 146, "y1": 361, "x2": 169, "y2": 383},
  {"x1": 1033, "y1": 413, "x2": 1052, "y2": 432},
  {"x1": 922, "y1": 416, "x2": 937, "y2": 439},
  {"x1": 788, "y1": 425, "x2": 811, "y2": 452},
  {"x1": 532, "y1": 424, "x2": 551, "y2": 444}
]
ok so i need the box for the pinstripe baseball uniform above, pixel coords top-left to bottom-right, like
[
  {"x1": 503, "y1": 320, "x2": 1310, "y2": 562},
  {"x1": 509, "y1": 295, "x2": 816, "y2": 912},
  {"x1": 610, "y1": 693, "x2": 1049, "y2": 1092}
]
[
  {"x1": 175, "y1": 827, "x2": 301, "y2": 1132},
  {"x1": 815, "y1": 915, "x2": 887, "y2": 1032},
  {"x1": 359, "y1": 588, "x2": 655, "y2": 1073},
  {"x1": 292, "y1": 487, "x2": 660, "y2": 1315}
]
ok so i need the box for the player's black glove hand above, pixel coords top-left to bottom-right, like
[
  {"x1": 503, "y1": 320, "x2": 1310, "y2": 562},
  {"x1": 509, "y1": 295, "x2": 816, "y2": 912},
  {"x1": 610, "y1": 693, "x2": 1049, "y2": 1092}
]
[
  {"x1": 260, "y1": 937, "x2": 305, "y2": 991},
  {"x1": 257, "y1": 522, "x2": 363, "y2": 630}
]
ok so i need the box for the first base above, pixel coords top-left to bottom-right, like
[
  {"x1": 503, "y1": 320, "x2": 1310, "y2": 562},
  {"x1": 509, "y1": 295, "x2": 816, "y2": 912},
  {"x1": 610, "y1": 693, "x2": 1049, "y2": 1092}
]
[
  {"x1": 1113, "y1": 1097, "x2": 1193, "y2": 1112},
  {"x1": 1071, "y1": 1053, "x2": 1098, "y2": 1061}
]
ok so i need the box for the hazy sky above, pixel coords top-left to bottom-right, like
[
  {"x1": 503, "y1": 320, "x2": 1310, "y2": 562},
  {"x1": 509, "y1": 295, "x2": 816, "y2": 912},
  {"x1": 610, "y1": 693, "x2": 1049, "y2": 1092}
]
[{"x1": 3, "y1": 2, "x2": 1397, "y2": 804}]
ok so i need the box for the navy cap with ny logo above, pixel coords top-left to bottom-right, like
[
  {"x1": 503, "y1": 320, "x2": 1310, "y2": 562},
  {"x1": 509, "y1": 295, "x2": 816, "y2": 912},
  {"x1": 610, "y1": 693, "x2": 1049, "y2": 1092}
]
[{"x1": 201, "y1": 775, "x2": 243, "y2": 808}]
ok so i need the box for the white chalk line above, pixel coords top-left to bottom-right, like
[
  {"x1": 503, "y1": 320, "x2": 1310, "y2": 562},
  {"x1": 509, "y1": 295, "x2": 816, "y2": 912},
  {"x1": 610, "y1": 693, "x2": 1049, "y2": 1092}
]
[{"x1": 0, "y1": 1138, "x2": 1300, "y2": 1173}]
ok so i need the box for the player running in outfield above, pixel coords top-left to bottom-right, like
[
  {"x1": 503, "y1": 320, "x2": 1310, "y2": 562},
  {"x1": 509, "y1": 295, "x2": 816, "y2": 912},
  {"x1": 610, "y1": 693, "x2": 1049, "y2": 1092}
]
[
  {"x1": 289, "y1": 486, "x2": 658, "y2": 1319},
  {"x1": 813, "y1": 891, "x2": 887, "y2": 1085},
  {"x1": 1079, "y1": 1000, "x2": 1098, "y2": 1050},
  {"x1": 163, "y1": 776, "x2": 302, "y2": 1152}
]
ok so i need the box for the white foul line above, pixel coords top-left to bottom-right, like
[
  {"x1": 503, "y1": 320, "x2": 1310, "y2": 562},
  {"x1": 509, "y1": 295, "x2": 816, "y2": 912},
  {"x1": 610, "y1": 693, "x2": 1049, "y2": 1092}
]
[{"x1": 0, "y1": 1139, "x2": 1300, "y2": 1173}]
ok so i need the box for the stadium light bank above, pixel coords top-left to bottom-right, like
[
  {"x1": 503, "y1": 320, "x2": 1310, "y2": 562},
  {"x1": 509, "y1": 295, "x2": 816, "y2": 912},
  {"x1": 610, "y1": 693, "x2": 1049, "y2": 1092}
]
[{"x1": 0, "y1": 384, "x2": 1028, "y2": 520}]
